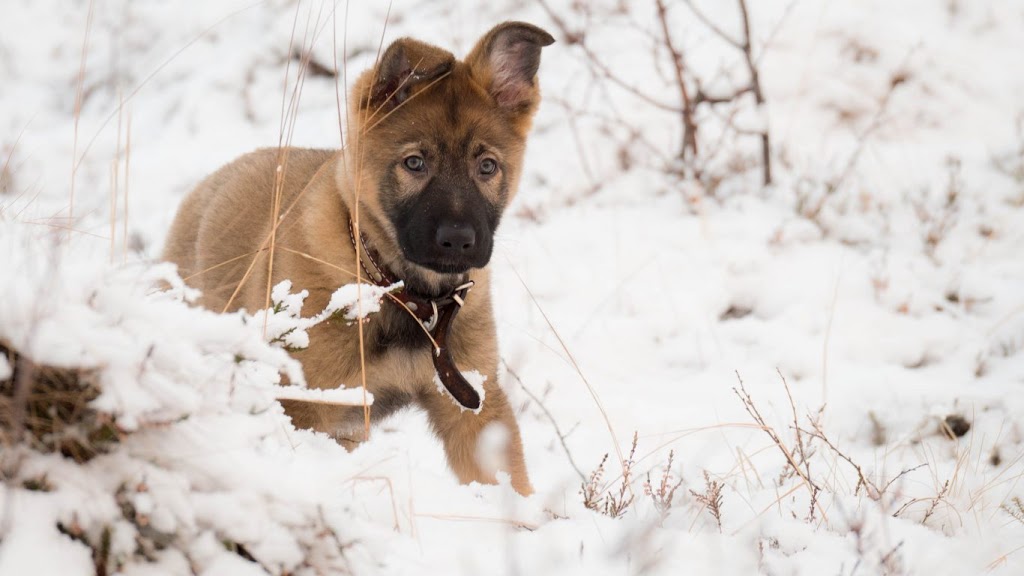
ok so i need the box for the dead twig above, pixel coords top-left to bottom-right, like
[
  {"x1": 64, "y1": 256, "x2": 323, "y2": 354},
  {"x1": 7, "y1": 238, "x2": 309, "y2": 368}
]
[
  {"x1": 733, "y1": 371, "x2": 828, "y2": 523},
  {"x1": 502, "y1": 359, "x2": 586, "y2": 482},
  {"x1": 655, "y1": 0, "x2": 698, "y2": 160}
]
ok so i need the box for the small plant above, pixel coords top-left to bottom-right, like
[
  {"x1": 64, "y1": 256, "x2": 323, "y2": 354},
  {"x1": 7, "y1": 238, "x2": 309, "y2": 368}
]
[
  {"x1": 643, "y1": 449, "x2": 684, "y2": 518},
  {"x1": 580, "y1": 453, "x2": 608, "y2": 513},
  {"x1": 580, "y1": 432, "x2": 638, "y2": 519},
  {"x1": 689, "y1": 471, "x2": 725, "y2": 533},
  {"x1": 1001, "y1": 497, "x2": 1024, "y2": 525},
  {"x1": 922, "y1": 480, "x2": 950, "y2": 525},
  {"x1": 893, "y1": 479, "x2": 950, "y2": 525}
]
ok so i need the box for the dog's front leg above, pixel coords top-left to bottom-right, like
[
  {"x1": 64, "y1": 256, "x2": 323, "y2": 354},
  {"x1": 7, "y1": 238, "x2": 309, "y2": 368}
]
[{"x1": 419, "y1": 374, "x2": 533, "y2": 496}]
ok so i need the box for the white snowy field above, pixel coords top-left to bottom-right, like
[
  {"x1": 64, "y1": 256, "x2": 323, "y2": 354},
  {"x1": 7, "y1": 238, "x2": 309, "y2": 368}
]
[{"x1": 2, "y1": 0, "x2": 1024, "y2": 574}]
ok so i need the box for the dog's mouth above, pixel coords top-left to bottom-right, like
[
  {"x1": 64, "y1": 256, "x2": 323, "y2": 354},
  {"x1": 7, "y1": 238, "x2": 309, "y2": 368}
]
[
  {"x1": 397, "y1": 256, "x2": 478, "y2": 298},
  {"x1": 409, "y1": 257, "x2": 476, "y2": 276}
]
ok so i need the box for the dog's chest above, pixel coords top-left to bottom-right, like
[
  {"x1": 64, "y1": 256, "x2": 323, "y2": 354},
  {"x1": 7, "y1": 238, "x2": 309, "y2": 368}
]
[{"x1": 369, "y1": 304, "x2": 430, "y2": 354}]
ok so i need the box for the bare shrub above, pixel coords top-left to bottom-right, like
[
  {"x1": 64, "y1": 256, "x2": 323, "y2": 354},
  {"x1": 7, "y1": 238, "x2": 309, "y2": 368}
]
[
  {"x1": 537, "y1": 0, "x2": 776, "y2": 197},
  {"x1": 1, "y1": 341, "x2": 121, "y2": 466},
  {"x1": 796, "y1": 66, "x2": 912, "y2": 231}
]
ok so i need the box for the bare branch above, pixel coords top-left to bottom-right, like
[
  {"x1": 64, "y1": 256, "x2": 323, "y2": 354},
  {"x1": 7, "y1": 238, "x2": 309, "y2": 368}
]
[
  {"x1": 681, "y1": 0, "x2": 742, "y2": 49},
  {"x1": 655, "y1": 0, "x2": 699, "y2": 159},
  {"x1": 536, "y1": 0, "x2": 684, "y2": 114}
]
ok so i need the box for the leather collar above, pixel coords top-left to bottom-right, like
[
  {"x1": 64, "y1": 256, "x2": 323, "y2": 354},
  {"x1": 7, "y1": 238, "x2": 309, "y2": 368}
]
[{"x1": 347, "y1": 219, "x2": 481, "y2": 411}]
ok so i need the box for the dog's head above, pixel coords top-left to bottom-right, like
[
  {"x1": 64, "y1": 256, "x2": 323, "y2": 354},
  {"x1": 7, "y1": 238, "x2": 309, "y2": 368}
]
[{"x1": 341, "y1": 22, "x2": 553, "y2": 295}]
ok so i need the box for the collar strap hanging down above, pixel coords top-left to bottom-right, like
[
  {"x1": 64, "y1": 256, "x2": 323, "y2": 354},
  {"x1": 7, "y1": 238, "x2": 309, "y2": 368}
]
[{"x1": 347, "y1": 219, "x2": 481, "y2": 411}]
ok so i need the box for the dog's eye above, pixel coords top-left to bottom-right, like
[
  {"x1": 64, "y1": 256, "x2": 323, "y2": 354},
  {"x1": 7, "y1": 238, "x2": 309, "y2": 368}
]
[
  {"x1": 479, "y1": 158, "x2": 498, "y2": 175},
  {"x1": 403, "y1": 155, "x2": 426, "y2": 172}
]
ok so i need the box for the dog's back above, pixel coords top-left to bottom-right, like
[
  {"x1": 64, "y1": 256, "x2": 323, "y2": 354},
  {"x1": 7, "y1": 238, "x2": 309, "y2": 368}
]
[{"x1": 163, "y1": 148, "x2": 337, "y2": 312}]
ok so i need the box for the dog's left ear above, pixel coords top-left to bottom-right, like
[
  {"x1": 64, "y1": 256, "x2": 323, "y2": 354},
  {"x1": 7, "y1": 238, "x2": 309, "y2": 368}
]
[{"x1": 466, "y1": 22, "x2": 555, "y2": 111}]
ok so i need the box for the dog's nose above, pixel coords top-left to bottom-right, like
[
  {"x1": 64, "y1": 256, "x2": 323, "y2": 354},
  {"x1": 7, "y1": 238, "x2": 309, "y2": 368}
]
[{"x1": 435, "y1": 222, "x2": 476, "y2": 252}]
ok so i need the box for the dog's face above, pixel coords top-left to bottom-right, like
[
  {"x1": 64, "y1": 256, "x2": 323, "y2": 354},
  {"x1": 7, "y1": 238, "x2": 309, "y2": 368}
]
[{"x1": 343, "y1": 23, "x2": 553, "y2": 292}]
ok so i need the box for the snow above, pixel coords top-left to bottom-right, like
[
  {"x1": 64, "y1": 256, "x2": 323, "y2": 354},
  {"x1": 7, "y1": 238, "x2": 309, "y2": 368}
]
[
  {"x1": 248, "y1": 279, "x2": 400, "y2": 355},
  {"x1": 3, "y1": 0, "x2": 1024, "y2": 574},
  {"x1": 274, "y1": 385, "x2": 373, "y2": 407}
]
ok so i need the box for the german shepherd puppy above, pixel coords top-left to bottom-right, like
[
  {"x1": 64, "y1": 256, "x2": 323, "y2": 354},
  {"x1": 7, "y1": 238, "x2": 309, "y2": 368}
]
[{"x1": 162, "y1": 22, "x2": 553, "y2": 495}]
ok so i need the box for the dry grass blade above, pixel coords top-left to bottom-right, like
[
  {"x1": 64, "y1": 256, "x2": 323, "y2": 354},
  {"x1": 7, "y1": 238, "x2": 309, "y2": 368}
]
[
  {"x1": 69, "y1": 0, "x2": 96, "y2": 242},
  {"x1": 122, "y1": 107, "x2": 132, "y2": 264},
  {"x1": 414, "y1": 513, "x2": 538, "y2": 531},
  {"x1": 351, "y1": 476, "x2": 401, "y2": 531},
  {"x1": 263, "y1": 0, "x2": 330, "y2": 338},
  {"x1": 1, "y1": 113, "x2": 37, "y2": 206},
  {"x1": 352, "y1": 0, "x2": 395, "y2": 441}
]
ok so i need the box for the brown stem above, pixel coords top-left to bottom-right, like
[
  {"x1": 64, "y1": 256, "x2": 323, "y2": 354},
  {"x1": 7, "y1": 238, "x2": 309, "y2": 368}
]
[
  {"x1": 655, "y1": 0, "x2": 698, "y2": 160},
  {"x1": 736, "y1": 0, "x2": 772, "y2": 185}
]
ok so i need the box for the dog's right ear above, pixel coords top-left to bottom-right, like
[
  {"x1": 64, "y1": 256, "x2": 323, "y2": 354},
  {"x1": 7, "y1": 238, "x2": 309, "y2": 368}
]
[{"x1": 360, "y1": 38, "x2": 455, "y2": 112}]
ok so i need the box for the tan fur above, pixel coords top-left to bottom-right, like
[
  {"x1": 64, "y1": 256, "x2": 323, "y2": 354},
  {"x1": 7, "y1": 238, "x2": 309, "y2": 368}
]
[{"x1": 163, "y1": 23, "x2": 553, "y2": 496}]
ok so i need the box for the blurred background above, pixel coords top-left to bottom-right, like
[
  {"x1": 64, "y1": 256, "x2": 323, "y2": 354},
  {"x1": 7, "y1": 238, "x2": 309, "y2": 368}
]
[{"x1": 2, "y1": 0, "x2": 1024, "y2": 573}]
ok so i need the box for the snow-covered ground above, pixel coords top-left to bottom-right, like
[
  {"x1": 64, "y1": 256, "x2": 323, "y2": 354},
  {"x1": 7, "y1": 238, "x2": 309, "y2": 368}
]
[{"x1": 2, "y1": 0, "x2": 1024, "y2": 574}]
